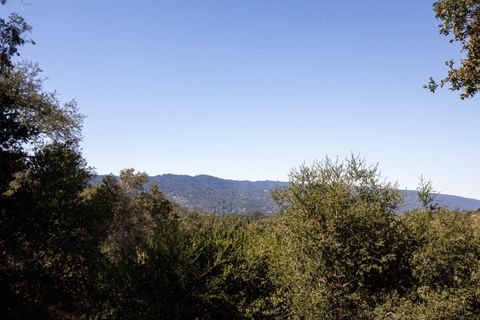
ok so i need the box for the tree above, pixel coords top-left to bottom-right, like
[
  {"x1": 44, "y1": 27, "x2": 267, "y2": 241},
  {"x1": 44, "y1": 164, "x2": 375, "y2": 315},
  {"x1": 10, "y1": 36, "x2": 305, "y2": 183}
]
[
  {"x1": 0, "y1": 4, "x2": 111, "y2": 318},
  {"x1": 375, "y1": 210, "x2": 480, "y2": 319},
  {"x1": 0, "y1": 2, "x2": 81, "y2": 194},
  {"x1": 271, "y1": 156, "x2": 410, "y2": 319},
  {"x1": 416, "y1": 176, "x2": 439, "y2": 213},
  {"x1": 99, "y1": 169, "x2": 173, "y2": 262},
  {"x1": 426, "y1": 0, "x2": 480, "y2": 99},
  {"x1": 0, "y1": 2, "x2": 34, "y2": 72},
  {"x1": 96, "y1": 175, "x2": 281, "y2": 319},
  {"x1": 0, "y1": 143, "x2": 114, "y2": 318}
]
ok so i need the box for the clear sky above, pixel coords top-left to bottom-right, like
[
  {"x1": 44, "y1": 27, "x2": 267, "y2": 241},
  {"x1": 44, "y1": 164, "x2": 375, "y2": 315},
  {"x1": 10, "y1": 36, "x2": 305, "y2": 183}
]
[{"x1": 3, "y1": 0, "x2": 480, "y2": 199}]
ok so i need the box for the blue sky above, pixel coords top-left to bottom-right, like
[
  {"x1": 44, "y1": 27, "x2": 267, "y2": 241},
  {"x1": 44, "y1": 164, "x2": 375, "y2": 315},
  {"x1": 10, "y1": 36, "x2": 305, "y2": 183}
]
[{"x1": 3, "y1": 0, "x2": 480, "y2": 198}]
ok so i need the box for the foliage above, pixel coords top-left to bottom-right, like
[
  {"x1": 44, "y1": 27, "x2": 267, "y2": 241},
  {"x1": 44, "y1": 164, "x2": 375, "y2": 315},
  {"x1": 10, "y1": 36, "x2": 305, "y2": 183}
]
[
  {"x1": 0, "y1": 4, "x2": 34, "y2": 72},
  {"x1": 0, "y1": 62, "x2": 83, "y2": 199},
  {"x1": 178, "y1": 213, "x2": 281, "y2": 319},
  {"x1": 426, "y1": 0, "x2": 480, "y2": 99},
  {"x1": 0, "y1": 143, "x2": 112, "y2": 318},
  {"x1": 95, "y1": 178, "x2": 280, "y2": 319},
  {"x1": 0, "y1": 4, "x2": 102, "y2": 318},
  {"x1": 270, "y1": 156, "x2": 410, "y2": 319},
  {"x1": 416, "y1": 176, "x2": 439, "y2": 213},
  {"x1": 1, "y1": 63, "x2": 82, "y2": 150},
  {"x1": 375, "y1": 210, "x2": 480, "y2": 319}
]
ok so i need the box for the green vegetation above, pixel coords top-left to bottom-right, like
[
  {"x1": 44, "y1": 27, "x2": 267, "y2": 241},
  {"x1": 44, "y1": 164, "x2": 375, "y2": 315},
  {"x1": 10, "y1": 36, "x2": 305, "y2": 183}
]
[
  {"x1": 426, "y1": 0, "x2": 480, "y2": 99},
  {"x1": 2, "y1": 2, "x2": 480, "y2": 319}
]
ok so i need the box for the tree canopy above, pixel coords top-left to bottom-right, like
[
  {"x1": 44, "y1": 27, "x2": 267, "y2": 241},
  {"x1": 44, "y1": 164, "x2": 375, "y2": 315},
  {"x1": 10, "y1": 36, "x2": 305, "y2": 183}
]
[
  {"x1": 0, "y1": 5, "x2": 34, "y2": 72},
  {"x1": 427, "y1": 0, "x2": 480, "y2": 99}
]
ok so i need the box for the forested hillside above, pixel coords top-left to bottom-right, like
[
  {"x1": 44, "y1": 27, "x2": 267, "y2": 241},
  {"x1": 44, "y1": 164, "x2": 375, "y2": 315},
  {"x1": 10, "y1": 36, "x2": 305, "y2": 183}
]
[{"x1": 93, "y1": 174, "x2": 480, "y2": 214}]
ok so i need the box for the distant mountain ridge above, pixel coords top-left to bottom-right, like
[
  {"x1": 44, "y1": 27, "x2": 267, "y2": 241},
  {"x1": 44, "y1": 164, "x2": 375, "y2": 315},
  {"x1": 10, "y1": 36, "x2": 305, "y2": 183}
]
[
  {"x1": 145, "y1": 174, "x2": 287, "y2": 214},
  {"x1": 92, "y1": 174, "x2": 480, "y2": 214}
]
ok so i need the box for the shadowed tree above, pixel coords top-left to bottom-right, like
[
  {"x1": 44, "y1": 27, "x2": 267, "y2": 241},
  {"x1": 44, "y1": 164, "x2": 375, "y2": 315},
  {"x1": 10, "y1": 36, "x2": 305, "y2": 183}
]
[
  {"x1": 0, "y1": 0, "x2": 34, "y2": 72},
  {"x1": 0, "y1": 143, "x2": 114, "y2": 318},
  {"x1": 0, "y1": 3, "x2": 112, "y2": 318}
]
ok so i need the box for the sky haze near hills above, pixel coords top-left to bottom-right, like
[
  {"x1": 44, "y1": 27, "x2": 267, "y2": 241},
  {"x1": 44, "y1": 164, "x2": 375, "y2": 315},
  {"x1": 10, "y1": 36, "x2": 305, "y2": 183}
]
[{"x1": 5, "y1": 0, "x2": 480, "y2": 198}]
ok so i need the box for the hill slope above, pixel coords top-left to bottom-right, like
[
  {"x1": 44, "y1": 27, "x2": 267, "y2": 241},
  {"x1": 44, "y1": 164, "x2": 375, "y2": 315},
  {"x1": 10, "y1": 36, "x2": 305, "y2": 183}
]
[
  {"x1": 147, "y1": 174, "x2": 287, "y2": 214},
  {"x1": 92, "y1": 174, "x2": 480, "y2": 214}
]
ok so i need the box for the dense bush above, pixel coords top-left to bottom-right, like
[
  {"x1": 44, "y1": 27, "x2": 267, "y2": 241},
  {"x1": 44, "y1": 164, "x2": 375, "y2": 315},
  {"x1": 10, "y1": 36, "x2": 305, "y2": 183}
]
[
  {"x1": 93, "y1": 177, "x2": 280, "y2": 319},
  {"x1": 374, "y1": 210, "x2": 480, "y2": 319},
  {"x1": 269, "y1": 157, "x2": 411, "y2": 319}
]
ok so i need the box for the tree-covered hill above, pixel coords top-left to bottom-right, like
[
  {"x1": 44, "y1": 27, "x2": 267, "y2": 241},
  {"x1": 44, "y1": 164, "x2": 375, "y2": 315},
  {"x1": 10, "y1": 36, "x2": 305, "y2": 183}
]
[{"x1": 92, "y1": 174, "x2": 480, "y2": 214}]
